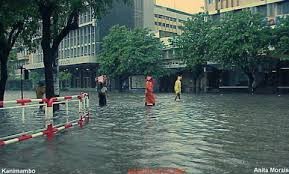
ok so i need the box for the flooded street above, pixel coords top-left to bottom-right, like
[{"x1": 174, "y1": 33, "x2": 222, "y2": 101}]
[{"x1": 1, "y1": 91, "x2": 289, "y2": 174}]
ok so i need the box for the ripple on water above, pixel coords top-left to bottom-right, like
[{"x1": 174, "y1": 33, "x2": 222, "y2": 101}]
[{"x1": 1, "y1": 92, "x2": 289, "y2": 174}]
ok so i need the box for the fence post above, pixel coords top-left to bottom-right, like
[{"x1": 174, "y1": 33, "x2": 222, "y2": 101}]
[
  {"x1": 45, "y1": 98, "x2": 55, "y2": 128},
  {"x1": 86, "y1": 94, "x2": 89, "y2": 110}
]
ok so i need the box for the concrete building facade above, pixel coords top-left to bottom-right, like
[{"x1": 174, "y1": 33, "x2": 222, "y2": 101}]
[
  {"x1": 24, "y1": 2, "x2": 135, "y2": 89},
  {"x1": 154, "y1": 5, "x2": 192, "y2": 37},
  {"x1": 205, "y1": 0, "x2": 289, "y2": 20}
]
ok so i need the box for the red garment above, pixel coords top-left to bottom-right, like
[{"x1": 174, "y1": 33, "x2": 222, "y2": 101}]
[{"x1": 145, "y1": 80, "x2": 155, "y2": 106}]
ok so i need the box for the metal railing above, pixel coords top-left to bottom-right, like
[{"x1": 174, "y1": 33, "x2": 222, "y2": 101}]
[{"x1": 0, "y1": 92, "x2": 90, "y2": 147}]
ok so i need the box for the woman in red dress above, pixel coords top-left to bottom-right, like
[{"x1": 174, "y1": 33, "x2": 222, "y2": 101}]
[{"x1": 145, "y1": 76, "x2": 155, "y2": 106}]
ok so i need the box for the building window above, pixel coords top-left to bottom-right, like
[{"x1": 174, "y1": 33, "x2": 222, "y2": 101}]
[
  {"x1": 91, "y1": 43, "x2": 95, "y2": 55},
  {"x1": 76, "y1": 47, "x2": 80, "y2": 57},
  {"x1": 81, "y1": 47, "x2": 84, "y2": 56},
  {"x1": 91, "y1": 31, "x2": 95, "y2": 43},
  {"x1": 277, "y1": 1, "x2": 289, "y2": 15},
  {"x1": 267, "y1": 4, "x2": 276, "y2": 17},
  {"x1": 257, "y1": 5, "x2": 267, "y2": 17},
  {"x1": 88, "y1": 45, "x2": 91, "y2": 55},
  {"x1": 84, "y1": 46, "x2": 88, "y2": 56}
]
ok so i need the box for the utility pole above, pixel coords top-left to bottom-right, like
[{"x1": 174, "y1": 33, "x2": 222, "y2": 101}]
[{"x1": 19, "y1": 65, "x2": 26, "y2": 99}]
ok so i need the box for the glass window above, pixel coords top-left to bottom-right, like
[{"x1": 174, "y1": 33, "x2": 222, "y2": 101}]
[
  {"x1": 88, "y1": 11, "x2": 91, "y2": 22},
  {"x1": 91, "y1": 43, "x2": 95, "y2": 55},
  {"x1": 83, "y1": 14, "x2": 86, "y2": 24},
  {"x1": 79, "y1": 14, "x2": 82, "y2": 24},
  {"x1": 81, "y1": 47, "x2": 84, "y2": 56},
  {"x1": 257, "y1": 5, "x2": 267, "y2": 17},
  {"x1": 80, "y1": 28, "x2": 84, "y2": 45},
  {"x1": 91, "y1": 32, "x2": 95, "y2": 43},
  {"x1": 77, "y1": 47, "x2": 80, "y2": 57},
  {"x1": 267, "y1": 4, "x2": 276, "y2": 17},
  {"x1": 84, "y1": 46, "x2": 88, "y2": 56},
  {"x1": 77, "y1": 29, "x2": 80, "y2": 45},
  {"x1": 277, "y1": 1, "x2": 289, "y2": 15},
  {"x1": 70, "y1": 49, "x2": 72, "y2": 58}
]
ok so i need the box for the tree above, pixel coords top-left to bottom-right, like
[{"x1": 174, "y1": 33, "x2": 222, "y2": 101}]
[
  {"x1": 33, "y1": 0, "x2": 130, "y2": 99},
  {"x1": 174, "y1": 13, "x2": 213, "y2": 92},
  {"x1": 59, "y1": 71, "x2": 72, "y2": 89},
  {"x1": 30, "y1": 71, "x2": 43, "y2": 88},
  {"x1": 7, "y1": 50, "x2": 18, "y2": 80},
  {"x1": 209, "y1": 10, "x2": 272, "y2": 91},
  {"x1": 99, "y1": 25, "x2": 165, "y2": 89},
  {"x1": 271, "y1": 17, "x2": 289, "y2": 59},
  {"x1": 0, "y1": 0, "x2": 38, "y2": 103}
]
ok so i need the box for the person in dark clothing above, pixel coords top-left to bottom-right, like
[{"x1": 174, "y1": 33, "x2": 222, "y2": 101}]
[{"x1": 98, "y1": 82, "x2": 107, "y2": 107}]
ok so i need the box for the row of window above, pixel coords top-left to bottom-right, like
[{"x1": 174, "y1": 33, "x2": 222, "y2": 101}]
[
  {"x1": 59, "y1": 25, "x2": 96, "y2": 49},
  {"x1": 209, "y1": 0, "x2": 289, "y2": 16},
  {"x1": 154, "y1": 14, "x2": 177, "y2": 22},
  {"x1": 155, "y1": 22, "x2": 177, "y2": 29},
  {"x1": 33, "y1": 43, "x2": 98, "y2": 63},
  {"x1": 212, "y1": 1, "x2": 289, "y2": 20},
  {"x1": 79, "y1": 9, "x2": 94, "y2": 24},
  {"x1": 59, "y1": 44, "x2": 97, "y2": 59},
  {"x1": 208, "y1": 0, "x2": 239, "y2": 5}
]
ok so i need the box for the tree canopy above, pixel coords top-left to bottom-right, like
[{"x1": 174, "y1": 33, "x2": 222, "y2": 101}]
[
  {"x1": 175, "y1": 11, "x2": 277, "y2": 89},
  {"x1": 209, "y1": 10, "x2": 272, "y2": 73},
  {"x1": 174, "y1": 13, "x2": 213, "y2": 69},
  {"x1": 271, "y1": 17, "x2": 289, "y2": 59},
  {"x1": 0, "y1": 0, "x2": 39, "y2": 101},
  {"x1": 99, "y1": 25, "x2": 165, "y2": 79}
]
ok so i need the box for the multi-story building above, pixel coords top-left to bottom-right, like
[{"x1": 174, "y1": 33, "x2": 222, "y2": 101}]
[
  {"x1": 205, "y1": 0, "x2": 289, "y2": 23},
  {"x1": 133, "y1": 0, "x2": 192, "y2": 37},
  {"x1": 204, "y1": 0, "x2": 289, "y2": 93},
  {"x1": 154, "y1": 5, "x2": 192, "y2": 37},
  {"x1": 25, "y1": 1, "x2": 135, "y2": 89},
  {"x1": 22, "y1": 0, "x2": 193, "y2": 89}
]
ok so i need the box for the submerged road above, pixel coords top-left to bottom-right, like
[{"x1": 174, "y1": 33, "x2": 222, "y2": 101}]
[{"x1": 0, "y1": 91, "x2": 289, "y2": 174}]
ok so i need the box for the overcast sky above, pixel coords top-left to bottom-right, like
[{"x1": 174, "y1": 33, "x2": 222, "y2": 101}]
[{"x1": 156, "y1": 0, "x2": 204, "y2": 14}]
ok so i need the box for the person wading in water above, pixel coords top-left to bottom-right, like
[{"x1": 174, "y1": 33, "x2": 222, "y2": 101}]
[
  {"x1": 174, "y1": 76, "x2": 182, "y2": 101},
  {"x1": 145, "y1": 76, "x2": 155, "y2": 106}
]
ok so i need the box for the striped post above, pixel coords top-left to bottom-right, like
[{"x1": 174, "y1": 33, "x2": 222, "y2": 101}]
[{"x1": 0, "y1": 93, "x2": 90, "y2": 147}]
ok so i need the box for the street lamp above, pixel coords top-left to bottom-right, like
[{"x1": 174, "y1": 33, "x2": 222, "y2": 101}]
[{"x1": 18, "y1": 65, "x2": 29, "y2": 99}]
